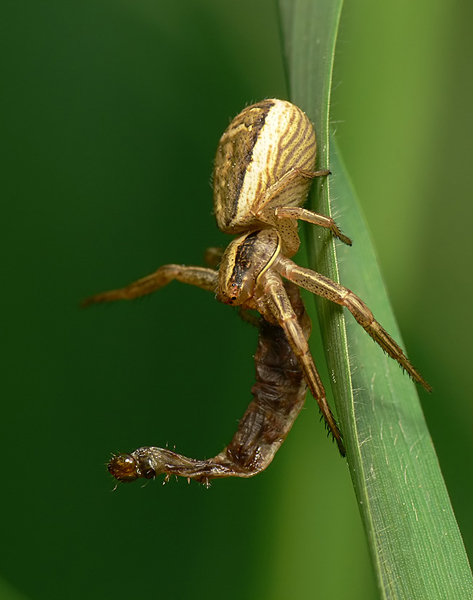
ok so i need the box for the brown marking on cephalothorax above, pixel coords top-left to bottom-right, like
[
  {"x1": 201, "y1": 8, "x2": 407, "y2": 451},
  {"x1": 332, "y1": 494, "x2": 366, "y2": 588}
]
[
  {"x1": 231, "y1": 231, "x2": 261, "y2": 288},
  {"x1": 217, "y1": 230, "x2": 281, "y2": 306}
]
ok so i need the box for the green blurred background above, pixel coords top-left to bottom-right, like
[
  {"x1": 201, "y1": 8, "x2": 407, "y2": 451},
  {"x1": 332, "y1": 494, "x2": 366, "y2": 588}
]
[{"x1": 1, "y1": 1, "x2": 472, "y2": 599}]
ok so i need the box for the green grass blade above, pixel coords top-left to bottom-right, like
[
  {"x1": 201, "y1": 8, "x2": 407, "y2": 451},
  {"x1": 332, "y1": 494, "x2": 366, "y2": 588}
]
[
  {"x1": 278, "y1": 1, "x2": 473, "y2": 598},
  {"x1": 329, "y1": 144, "x2": 473, "y2": 599},
  {"x1": 278, "y1": 0, "x2": 340, "y2": 163}
]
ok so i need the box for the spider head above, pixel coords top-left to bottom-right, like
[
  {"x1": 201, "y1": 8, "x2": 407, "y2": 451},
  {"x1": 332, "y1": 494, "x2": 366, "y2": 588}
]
[
  {"x1": 217, "y1": 230, "x2": 280, "y2": 307},
  {"x1": 218, "y1": 276, "x2": 253, "y2": 306}
]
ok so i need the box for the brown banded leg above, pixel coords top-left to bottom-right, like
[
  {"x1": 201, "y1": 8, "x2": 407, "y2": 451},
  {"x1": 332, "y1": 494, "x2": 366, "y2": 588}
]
[
  {"x1": 256, "y1": 270, "x2": 345, "y2": 456},
  {"x1": 278, "y1": 256, "x2": 432, "y2": 392},
  {"x1": 82, "y1": 265, "x2": 218, "y2": 307},
  {"x1": 274, "y1": 206, "x2": 352, "y2": 246}
]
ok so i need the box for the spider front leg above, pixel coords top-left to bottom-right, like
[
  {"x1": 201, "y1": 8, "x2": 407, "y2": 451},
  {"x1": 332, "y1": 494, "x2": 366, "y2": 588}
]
[
  {"x1": 255, "y1": 270, "x2": 345, "y2": 456},
  {"x1": 82, "y1": 264, "x2": 217, "y2": 307},
  {"x1": 274, "y1": 206, "x2": 352, "y2": 247},
  {"x1": 277, "y1": 256, "x2": 432, "y2": 392},
  {"x1": 253, "y1": 168, "x2": 352, "y2": 252}
]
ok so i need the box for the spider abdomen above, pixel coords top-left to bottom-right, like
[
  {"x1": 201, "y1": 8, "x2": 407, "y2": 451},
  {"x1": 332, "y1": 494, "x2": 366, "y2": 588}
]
[{"x1": 213, "y1": 99, "x2": 317, "y2": 236}]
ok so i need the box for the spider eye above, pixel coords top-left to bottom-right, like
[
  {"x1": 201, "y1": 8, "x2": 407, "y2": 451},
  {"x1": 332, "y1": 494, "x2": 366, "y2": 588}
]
[{"x1": 230, "y1": 283, "x2": 239, "y2": 302}]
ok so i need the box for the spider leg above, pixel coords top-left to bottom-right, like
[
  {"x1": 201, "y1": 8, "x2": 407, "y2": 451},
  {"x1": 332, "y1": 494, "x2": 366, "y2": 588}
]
[
  {"x1": 82, "y1": 265, "x2": 217, "y2": 307},
  {"x1": 251, "y1": 168, "x2": 333, "y2": 256},
  {"x1": 255, "y1": 270, "x2": 345, "y2": 456},
  {"x1": 274, "y1": 206, "x2": 352, "y2": 246},
  {"x1": 278, "y1": 256, "x2": 431, "y2": 392}
]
